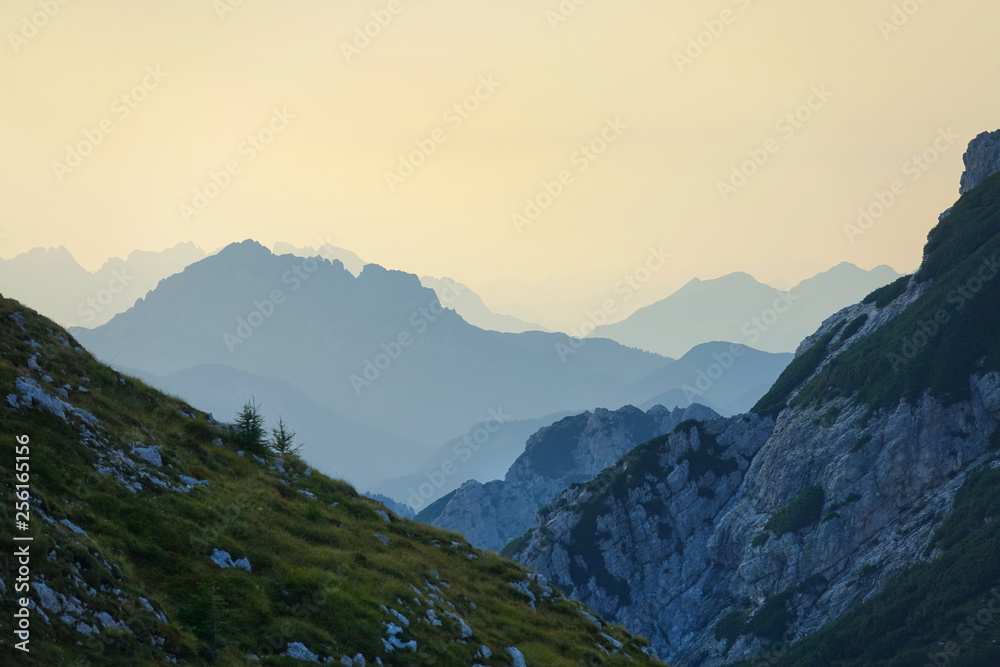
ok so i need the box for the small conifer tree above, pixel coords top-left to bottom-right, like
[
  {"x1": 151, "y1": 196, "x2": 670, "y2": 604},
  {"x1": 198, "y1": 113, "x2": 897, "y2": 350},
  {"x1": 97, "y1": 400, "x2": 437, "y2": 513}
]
[
  {"x1": 233, "y1": 398, "x2": 269, "y2": 455},
  {"x1": 271, "y1": 416, "x2": 301, "y2": 456}
]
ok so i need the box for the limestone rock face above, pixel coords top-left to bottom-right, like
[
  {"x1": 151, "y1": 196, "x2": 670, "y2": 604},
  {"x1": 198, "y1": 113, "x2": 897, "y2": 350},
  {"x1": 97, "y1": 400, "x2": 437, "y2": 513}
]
[
  {"x1": 960, "y1": 129, "x2": 1000, "y2": 195},
  {"x1": 419, "y1": 403, "x2": 718, "y2": 553},
  {"x1": 939, "y1": 128, "x2": 1000, "y2": 220},
  {"x1": 513, "y1": 283, "x2": 1000, "y2": 666}
]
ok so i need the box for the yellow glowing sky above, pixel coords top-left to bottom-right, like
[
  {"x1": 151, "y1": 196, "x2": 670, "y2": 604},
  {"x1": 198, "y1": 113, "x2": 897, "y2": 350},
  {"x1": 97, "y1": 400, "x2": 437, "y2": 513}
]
[{"x1": 2, "y1": 0, "x2": 999, "y2": 303}]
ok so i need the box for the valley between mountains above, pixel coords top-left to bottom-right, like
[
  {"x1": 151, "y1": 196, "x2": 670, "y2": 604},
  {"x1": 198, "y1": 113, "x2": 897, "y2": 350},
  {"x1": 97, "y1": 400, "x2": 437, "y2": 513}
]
[{"x1": 2, "y1": 131, "x2": 1000, "y2": 666}]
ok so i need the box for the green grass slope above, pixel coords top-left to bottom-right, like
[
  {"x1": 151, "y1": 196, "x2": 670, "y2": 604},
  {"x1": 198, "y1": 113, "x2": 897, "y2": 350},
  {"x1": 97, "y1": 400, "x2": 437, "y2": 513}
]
[{"x1": 0, "y1": 296, "x2": 661, "y2": 666}]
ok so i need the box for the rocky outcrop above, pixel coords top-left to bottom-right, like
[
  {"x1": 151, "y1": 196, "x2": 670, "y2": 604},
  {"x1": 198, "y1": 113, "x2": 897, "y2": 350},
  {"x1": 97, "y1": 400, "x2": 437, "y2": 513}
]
[
  {"x1": 512, "y1": 139, "x2": 1000, "y2": 665},
  {"x1": 960, "y1": 129, "x2": 1000, "y2": 195},
  {"x1": 515, "y1": 296, "x2": 1000, "y2": 665},
  {"x1": 518, "y1": 414, "x2": 774, "y2": 643},
  {"x1": 939, "y1": 128, "x2": 1000, "y2": 221},
  {"x1": 418, "y1": 403, "x2": 718, "y2": 553}
]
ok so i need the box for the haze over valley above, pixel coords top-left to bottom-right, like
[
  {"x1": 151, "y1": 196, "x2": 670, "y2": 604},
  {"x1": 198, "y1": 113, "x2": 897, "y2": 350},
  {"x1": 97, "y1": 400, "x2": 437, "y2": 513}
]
[{"x1": 4, "y1": 2, "x2": 1000, "y2": 665}]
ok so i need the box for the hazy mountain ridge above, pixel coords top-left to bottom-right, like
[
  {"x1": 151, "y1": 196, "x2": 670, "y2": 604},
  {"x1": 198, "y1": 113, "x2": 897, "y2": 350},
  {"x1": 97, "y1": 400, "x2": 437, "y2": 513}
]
[
  {"x1": 0, "y1": 242, "x2": 206, "y2": 329},
  {"x1": 590, "y1": 263, "x2": 901, "y2": 357},
  {"x1": 625, "y1": 342, "x2": 793, "y2": 417},
  {"x1": 371, "y1": 410, "x2": 576, "y2": 510},
  {"x1": 374, "y1": 342, "x2": 789, "y2": 509},
  {"x1": 0, "y1": 240, "x2": 550, "y2": 339},
  {"x1": 419, "y1": 276, "x2": 547, "y2": 334},
  {"x1": 272, "y1": 242, "x2": 368, "y2": 277},
  {"x1": 70, "y1": 242, "x2": 675, "y2": 478},
  {"x1": 134, "y1": 363, "x2": 434, "y2": 488}
]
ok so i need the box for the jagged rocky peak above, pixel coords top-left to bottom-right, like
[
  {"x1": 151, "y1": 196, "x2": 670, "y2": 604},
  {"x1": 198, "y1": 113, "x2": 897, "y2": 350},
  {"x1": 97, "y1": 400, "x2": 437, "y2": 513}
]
[
  {"x1": 960, "y1": 129, "x2": 1000, "y2": 195},
  {"x1": 418, "y1": 403, "x2": 720, "y2": 554}
]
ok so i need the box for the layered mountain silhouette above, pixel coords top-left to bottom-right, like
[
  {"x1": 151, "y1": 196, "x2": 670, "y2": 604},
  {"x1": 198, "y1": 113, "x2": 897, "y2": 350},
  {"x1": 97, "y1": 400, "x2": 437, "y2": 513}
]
[
  {"x1": 590, "y1": 263, "x2": 901, "y2": 357},
  {"x1": 372, "y1": 342, "x2": 790, "y2": 508},
  {"x1": 624, "y1": 341, "x2": 793, "y2": 416},
  {"x1": 0, "y1": 240, "x2": 548, "y2": 341},
  {"x1": 71, "y1": 244, "x2": 675, "y2": 480},
  {"x1": 130, "y1": 363, "x2": 433, "y2": 489},
  {"x1": 271, "y1": 242, "x2": 367, "y2": 276},
  {"x1": 419, "y1": 276, "x2": 547, "y2": 334},
  {"x1": 370, "y1": 410, "x2": 575, "y2": 507},
  {"x1": 272, "y1": 243, "x2": 547, "y2": 333},
  {"x1": 0, "y1": 242, "x2": 205, "y2": 328}
]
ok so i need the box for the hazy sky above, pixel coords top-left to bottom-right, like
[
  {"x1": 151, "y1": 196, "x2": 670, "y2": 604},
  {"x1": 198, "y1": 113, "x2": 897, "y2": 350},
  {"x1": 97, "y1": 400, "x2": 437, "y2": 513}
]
[{"x1": 2, "y1": 0, "x2": 998, "y2": 303}]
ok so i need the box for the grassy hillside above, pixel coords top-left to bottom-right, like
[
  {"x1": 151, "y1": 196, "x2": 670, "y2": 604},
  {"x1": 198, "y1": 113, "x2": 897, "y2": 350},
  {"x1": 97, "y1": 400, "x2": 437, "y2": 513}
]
[{"x1": 0, "y1": 296, "x2": 661, "y2": 666}]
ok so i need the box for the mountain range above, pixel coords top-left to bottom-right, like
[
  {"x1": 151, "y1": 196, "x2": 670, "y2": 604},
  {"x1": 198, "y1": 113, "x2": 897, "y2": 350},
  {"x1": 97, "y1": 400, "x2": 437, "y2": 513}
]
[
  {"x1": 272, "y1": 242, "x2": 367, "y2": 277},
  {"x1": 70, "y1": 242, "x2": 801, "y2": 495},
  {"x1": 69, "y1": 244, "x2": 679, "y2": 486},
  {"x1": 418, "y1": 276, "x2": 546, "y2": 334},
  {"x1": 5, "y1": 120, "x2": 999, "y2": 667},
  {"x1": 623, "y1": 342, "x2": 793, "y2": 416},
  {"x1": 370, "y1": 410, "x2": 575, "y2": 509},
  {"x1": 492, "y1": 129, "x2": 1000, "y2": 665},
  {"x1": 1, "y1": 239, "x2": 900, "y2": 354},
  {"x1": 0, "y1": 242, "x2": 206, "y2": 328},
  {"x1": 590, "y1": 263, "x2": 901, "y2": 357},
  {"x1": 371, "y1": 341, "x2": 791, "y2": 508}
]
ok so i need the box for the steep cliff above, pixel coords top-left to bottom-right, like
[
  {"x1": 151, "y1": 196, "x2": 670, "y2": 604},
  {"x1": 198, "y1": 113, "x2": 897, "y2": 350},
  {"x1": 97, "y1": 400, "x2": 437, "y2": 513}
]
[
  {"x1": 512, "y1": 135, "x2": 1000, "y2": 666},
  {"x1": 960, "y1": 129, "x2": 1000, "y2": 195},
  {"x1": 417, "y1": 403, "x2": 718, "y2": 553}
]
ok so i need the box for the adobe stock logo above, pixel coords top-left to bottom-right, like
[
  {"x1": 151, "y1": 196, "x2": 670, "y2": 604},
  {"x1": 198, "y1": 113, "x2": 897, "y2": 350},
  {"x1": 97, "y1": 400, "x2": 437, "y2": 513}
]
[
  {"x1": 340, "y1": 0, "x2": 411, "y2": 64},
  {"x1": 180, "y1": 107, "x2": 295, "y2": 224},
  {"x1": 213, "y1": 0, "x2": 249, "y2": 21},
  {"x1": 557, "y1": 245, "x2": 671, "y2": 363},
  {"x1": 407, "y1": 407, "x2": 511, "y2": 512},
  {"x1": 844, "y1": 127, "x2": 959, "y2": 244},
  {"x1": 888, "y1": 255, "x2": 999, "y2": 372},
  {"x1": 672, "y1": 0, "x2": 755, "y2": 73},
  {"x1": 52, "y1": 67, "x2": 169, "y2": 183},
  {"x1": 716, "y1": 85, "x2": 833, "y2": 202},
  {"x1": 8, "y1": 0, "x2": 74, "y2": 55},
  {"x1": 385, "y1": 76, "x2": 501, "y2": 192},
  {"x1": 545, "y1": 0, "x2": 590, "y2": 31},
  {"x1": 350, "y1": 280, "x2": 465, "y2": 395},
  {"x1": 222, "y1": 256, "x2": 319, "y2": 353},
  {"x1": 71, "y1": 269, "x2": 134, "y2": 327},
  {"x1": 879, "y1": 0, "x2": 932, "y2": 41},
  {"x1": 681, "y1": 343, "x2": 749, "y2": 403},
  {"x1": 684, "y1": 290, "x2": 800, "y2": 403},
  {"x1": 513, "y1": 117, "x2": 628, "y2": 233},
  {"x1": 924, "y1": 588, "x2": 1000, "y2": 667}
]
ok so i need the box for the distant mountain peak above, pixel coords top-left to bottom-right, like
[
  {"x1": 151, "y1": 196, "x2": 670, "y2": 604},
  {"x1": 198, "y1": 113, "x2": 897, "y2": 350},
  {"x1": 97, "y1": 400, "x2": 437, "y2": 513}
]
[
  {"x1": 22, "y1": 245, "x2": 76, "y2": 260},
  {"x1": 271, "y1": 242, "x2": 367, "y2": 277},
  {"x1": 220, "y1": 239, "x2": 271, "y2": 256}
]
